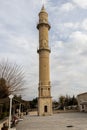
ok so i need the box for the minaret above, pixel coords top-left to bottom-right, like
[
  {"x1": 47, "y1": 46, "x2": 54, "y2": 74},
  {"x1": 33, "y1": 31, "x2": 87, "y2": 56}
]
[{"x1": 37, "y1": 5, "x2": 52, "y2": 116}]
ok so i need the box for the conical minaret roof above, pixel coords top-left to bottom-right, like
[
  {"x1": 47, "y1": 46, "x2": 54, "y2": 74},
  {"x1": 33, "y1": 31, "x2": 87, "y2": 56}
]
[
  {"x1": 41, "y1": 5, "x2": 45, "y2": 11},
  {"x1": 40, "y1": 5, "x2": 47, "y2": 13}
]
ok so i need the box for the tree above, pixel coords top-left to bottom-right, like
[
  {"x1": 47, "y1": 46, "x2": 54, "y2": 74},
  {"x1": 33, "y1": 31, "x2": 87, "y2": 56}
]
[
  {"x1": 52, "y1": 100, "x2": 59, "y2": 109},
  {"x1": 30, "y1": 97, "x2": 38, "y2": 109},
  {"x1": 0, "y1": 60, "x2": 25, "y2": 98},
  {"x1": 58, "y1": 95, "x2": 78, "y2": 110},
  {"x1": 64, "y1": 95, "x2": 69, "y2": 106},
  {"x1": 71, "y1": 95, "x2": 78, "y2": 105},
  {"x1": 59, "y1": 96, "x2": 65, "y2": 109},
  {"x1": 0, "y1": 78, "x2": 9, "y2": 98}
]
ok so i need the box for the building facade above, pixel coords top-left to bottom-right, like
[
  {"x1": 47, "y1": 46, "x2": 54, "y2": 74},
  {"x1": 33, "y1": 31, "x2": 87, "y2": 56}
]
[
  {"x1": 37, "y1": 6, "x2": 52, "y2": 116},
  {"x1": 77, "y1": 92, "x2": 87, "y2": 112}
]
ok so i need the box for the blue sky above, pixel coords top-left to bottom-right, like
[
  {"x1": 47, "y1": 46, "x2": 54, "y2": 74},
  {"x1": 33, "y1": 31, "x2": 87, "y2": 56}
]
[{"x1": 0, "y1": 0, "x2": 87, "y2": 100}]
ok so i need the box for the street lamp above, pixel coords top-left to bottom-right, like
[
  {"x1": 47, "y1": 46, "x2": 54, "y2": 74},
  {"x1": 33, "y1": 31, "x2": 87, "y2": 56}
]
[
  {"x1": 19, "y1": 103, "x2": 21, "y2": 118},
  {"x1": 8, "y1": 94, "x2": 14, "y2": 129}
]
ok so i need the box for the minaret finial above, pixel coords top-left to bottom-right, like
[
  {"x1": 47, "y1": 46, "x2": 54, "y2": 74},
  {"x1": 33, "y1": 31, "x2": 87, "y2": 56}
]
[
  {"x1": 41, "y1": 4, "x2": 45, "y2": 10},
  {"x1": 42, "y1": 0, "x2": 44, "y2": 5}
]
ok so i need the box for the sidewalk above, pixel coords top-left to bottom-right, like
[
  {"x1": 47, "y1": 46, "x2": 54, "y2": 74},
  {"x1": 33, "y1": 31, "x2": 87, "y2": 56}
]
[{"x1": 16, "y1": 112, "x2": 87, "y2": 130}]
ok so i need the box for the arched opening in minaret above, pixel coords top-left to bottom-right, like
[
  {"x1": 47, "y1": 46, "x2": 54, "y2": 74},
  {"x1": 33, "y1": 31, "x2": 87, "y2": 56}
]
[{"x1": 44, "y1": 105, "x2": 48, "y2": 112}]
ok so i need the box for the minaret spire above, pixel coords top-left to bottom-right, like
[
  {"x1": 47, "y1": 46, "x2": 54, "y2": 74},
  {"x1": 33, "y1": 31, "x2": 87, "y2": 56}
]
[
  {"x1": 40, "y1": 5, "x2": 46, "y2": 13},
  {"x1": 41, "y1": 4, "x2": 45, "y2": 10},
  {"x1": 41, "y1": 0, "x2": 47, "y2": 13}
]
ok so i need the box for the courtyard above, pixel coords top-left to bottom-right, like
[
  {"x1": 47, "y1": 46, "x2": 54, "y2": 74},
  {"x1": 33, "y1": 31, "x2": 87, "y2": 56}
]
[{"x1": 16, "y1": 112, "x2": 87, "y2": 130}]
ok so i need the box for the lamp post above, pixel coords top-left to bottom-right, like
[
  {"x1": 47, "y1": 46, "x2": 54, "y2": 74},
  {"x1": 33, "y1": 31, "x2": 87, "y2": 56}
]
[
  {"x1": 19, "y1": 103, "x2": 21, "y2": 118},
  {"x1": 8, "y1": 94, "x2": 14, "y2": 129}
]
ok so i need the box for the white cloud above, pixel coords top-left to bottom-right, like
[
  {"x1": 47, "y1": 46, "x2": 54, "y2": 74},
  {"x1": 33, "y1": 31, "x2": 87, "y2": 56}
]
[
  {"x1": 50, "y1": 1, "x2": 87, "y2": 99},
  {"x1": 41, "y1": 0, "x2": 48, "y2": 6},
  {"x1": 81, "y1": 19, "x2": 87, "y2": 30},
  {"x1": 73, "y1": 0, "x2": 87, "y2": 9},
  {"x1": 63, "y1": 22, "x2": 79, "y2": 29},
  {"x1": 69, "y1": 31, "x2": 87, "y2": 44},
  {"x1": 0, "y1": 0, "x2": 87, "y2": 100},
  {"x1": 60, "y1": 2, "x2": 75, "y2": 12},
  {"x1": 51, "y1": 30, "x2": 87, "y2": 99}
]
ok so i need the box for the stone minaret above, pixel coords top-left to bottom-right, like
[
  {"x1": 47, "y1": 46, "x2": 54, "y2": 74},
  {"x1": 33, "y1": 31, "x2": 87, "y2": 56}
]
[{"x1": 37, "y1": 6, "x2": 52, "y2": 116}]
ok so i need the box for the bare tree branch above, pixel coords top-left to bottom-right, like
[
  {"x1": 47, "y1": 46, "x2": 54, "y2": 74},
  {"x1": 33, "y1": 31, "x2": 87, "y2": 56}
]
[{"x1": 0, "y1": 60, "x2": 26, "y2": 98}]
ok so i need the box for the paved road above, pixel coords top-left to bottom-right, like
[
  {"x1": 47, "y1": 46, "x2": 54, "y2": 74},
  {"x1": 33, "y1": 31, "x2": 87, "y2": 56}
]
[{"x1": 16, "y1": 112, "x2": 87, "y2": 130}]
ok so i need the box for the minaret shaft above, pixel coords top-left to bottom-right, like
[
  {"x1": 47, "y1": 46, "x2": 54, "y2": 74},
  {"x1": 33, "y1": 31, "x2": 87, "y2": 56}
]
[
  {"x1": 39, "y1": 52, "x2": 50, "y2": 82},
  {"x1": 37, "y1": 6, "x2": 52, "y2": 116}
]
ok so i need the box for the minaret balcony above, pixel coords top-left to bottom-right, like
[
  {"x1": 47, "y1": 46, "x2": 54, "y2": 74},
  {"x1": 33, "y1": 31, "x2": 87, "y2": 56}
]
[
  {"x1": 37, "y1": 21, "x2": 51, "y2": 30},
  {"x1": 37, "y1": 47, "x2": 51, "y2": 53}
]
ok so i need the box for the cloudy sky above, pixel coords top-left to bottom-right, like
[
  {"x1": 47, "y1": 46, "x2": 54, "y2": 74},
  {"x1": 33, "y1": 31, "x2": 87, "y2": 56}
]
[{"x1": 0, "y1": 0, "x2": 87, "y2": 100}]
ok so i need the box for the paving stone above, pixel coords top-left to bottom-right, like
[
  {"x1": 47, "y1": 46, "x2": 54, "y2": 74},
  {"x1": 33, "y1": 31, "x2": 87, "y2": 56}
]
[{"x1": 16, "y1": 113, "x2": 87, "y2": 130}]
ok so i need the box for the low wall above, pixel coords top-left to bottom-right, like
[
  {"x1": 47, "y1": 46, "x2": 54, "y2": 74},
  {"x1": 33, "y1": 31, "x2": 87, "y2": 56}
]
[{"x1": 29, "y1": 111, "x2": 38, "y2": 116}]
